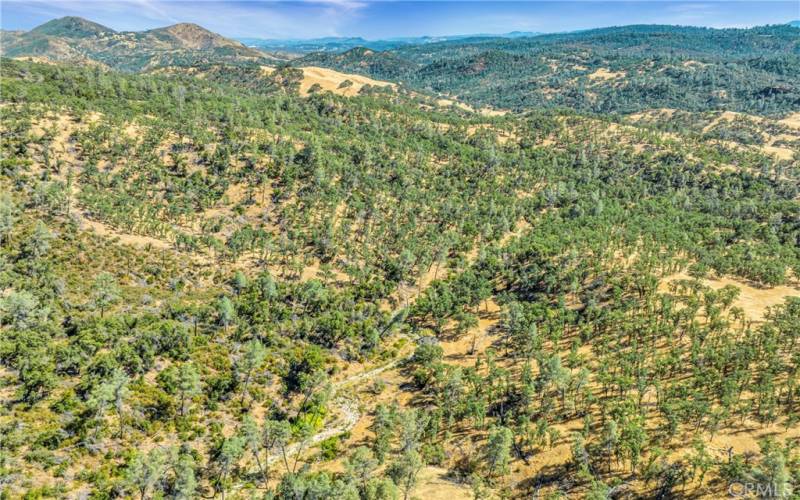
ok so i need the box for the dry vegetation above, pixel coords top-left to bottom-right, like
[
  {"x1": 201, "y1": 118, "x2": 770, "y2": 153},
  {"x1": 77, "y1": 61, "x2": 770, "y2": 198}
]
[{"x1": 1, "y1": 20, "x2": 800, "y2": 499}]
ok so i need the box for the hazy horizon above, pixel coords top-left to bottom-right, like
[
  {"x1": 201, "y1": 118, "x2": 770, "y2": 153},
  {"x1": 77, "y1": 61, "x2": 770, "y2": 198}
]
[{"x1": 2, "y1": 1, "x2": 798, "y2": 40}]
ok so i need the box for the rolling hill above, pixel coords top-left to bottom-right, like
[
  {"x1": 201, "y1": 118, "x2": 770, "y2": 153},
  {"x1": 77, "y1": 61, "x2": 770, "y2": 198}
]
[
  {"x1": 298, "y1": 24, "x2": 800, "y2": 115},
  {"x1": 0, "y1": 16, "x2": 282, "y2": 71},
  {"x1": 28, "y1": 16, "x2": 113, "y2": 38}
]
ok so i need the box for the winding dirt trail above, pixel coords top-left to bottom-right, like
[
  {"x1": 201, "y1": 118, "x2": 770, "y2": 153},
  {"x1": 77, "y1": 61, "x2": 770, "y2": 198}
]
[
  {"x1": 266, "y1": 397, "x2": 361, "y2": 465},
  {"x1": 266, "y1": 353, "x2": 411, "y2": 465},
  {"x1": 267, "y1": 221, "x2": 530, "y2": 465}
]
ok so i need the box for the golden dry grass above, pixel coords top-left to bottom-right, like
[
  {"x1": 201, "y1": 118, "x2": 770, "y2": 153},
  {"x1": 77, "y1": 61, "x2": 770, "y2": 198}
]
[
  {"x1": 622, "y1": 109, "x2": 798, "y2": 162},
  {"x1": 262, "y1": 64, "x2": 396, "y2": 96},
  {"x1": 436, "y1": 98, "x2": 508, "y2": 117},
  {"x1": 413, "y1": 466, "x2": 474, "y2": 499},
  {"x1": 298, "y1": 66, "x2": 396, "y2": 96},
  {"x1": 660, "y1": 272, "x2": 800, "y2": 322},
  {"x1": 587, "y1": 68, "x2": 625, "y2": 81},
  {"x1": 778, "y1": 112, "x2": 800, "y2": 130}
]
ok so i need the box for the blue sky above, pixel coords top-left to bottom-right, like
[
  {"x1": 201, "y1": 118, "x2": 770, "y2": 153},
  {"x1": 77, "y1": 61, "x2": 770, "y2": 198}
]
[{"x1": 2, "y1": 1, "x2": 798, "y2": 39}]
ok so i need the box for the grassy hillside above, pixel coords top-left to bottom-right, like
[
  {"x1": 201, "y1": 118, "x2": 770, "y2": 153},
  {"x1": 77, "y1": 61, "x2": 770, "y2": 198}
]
[
  {"x1": 298, "y1": 24, "x2": 800, "y2": 115},
  {"x1": 1, "y1": 54, "x2": 799, "y2": 499}
]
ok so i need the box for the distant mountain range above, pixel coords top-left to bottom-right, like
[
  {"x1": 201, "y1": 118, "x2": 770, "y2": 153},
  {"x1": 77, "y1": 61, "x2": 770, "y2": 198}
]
[
  {"x1": 4, "y1": 15, "x2": 797, "y2": 72},
  {"x1": 239, "y1": 31, "x2": 542, "y2": 54},
  {"x1": 239, "y1": 21, "x2": 800, "y2": 54},
  {"x1": 0, "y1": 16, "x2": 282, "y2": 71}
]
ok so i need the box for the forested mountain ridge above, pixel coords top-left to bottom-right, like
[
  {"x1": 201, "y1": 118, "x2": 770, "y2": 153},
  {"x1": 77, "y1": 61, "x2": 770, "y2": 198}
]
[
  {"x1": 298, "y1": 24, "x2": 800, "y2": 115},
  {"x1": 27, "y1": 16, "x2": 113, "y2": 38},
  {"x1": 0, "y1": 16, "x2": 281, "y2": 72},
  {"x1": 5, "y1": 17, "x2": 800, "y2": 116}
]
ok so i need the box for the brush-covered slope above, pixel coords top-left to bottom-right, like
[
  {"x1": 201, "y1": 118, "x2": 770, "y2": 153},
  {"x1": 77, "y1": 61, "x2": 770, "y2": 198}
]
[
  {"x1": 1, "y1": 55, "x2": 799, "y2": 499},
  {"x1": 146, "y1": 22, "x2": 244, "y2": 50}
]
